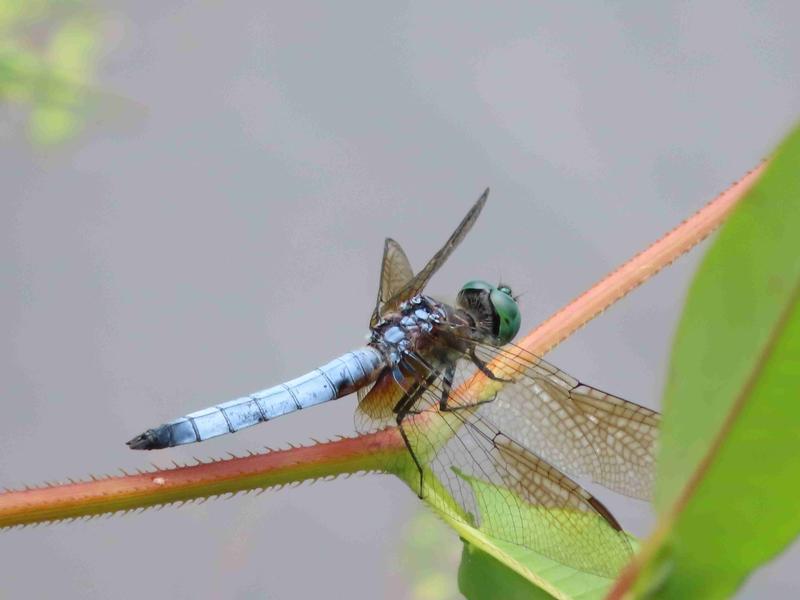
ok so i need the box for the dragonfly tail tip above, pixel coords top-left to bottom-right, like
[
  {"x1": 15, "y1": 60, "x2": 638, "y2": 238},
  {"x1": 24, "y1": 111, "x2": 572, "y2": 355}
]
[{"x1": 126, "y1": 428, "x2": 167, "y2": 450}]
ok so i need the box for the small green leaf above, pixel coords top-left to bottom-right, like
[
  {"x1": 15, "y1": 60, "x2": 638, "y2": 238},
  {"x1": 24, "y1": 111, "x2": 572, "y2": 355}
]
[
  {"x1": 454, "y1": 468, "x2": 632, "y2": 578},
  {"x1": 459, "y1": 543, "x2": 555, "y2": 600},
  {"x1": 0, "y1": 46, "x2": 41, "y2": 102},
  {"x1": 29, "y1": 105, "x2": 80, "y2": 145},
  {"x1": 408, "y1": 464, "x2": 631, "y2": 600},
  {"x1": 0, "y1": 4, "x2": 102, "y2": 146},
  {"x1": 48, "y1": 19, "x2": 99, "y2": 75},
  {"x1": 450, "y1": 518, "x2": 620, "y2": 600},
  {"x1": 644, "y1": 123, "x2": 800, "y2": 598}
]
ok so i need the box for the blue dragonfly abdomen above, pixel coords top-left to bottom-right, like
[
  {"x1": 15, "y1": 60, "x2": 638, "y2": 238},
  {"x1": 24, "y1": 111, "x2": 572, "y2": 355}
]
[{"x1": 128, "y1": 347, "x2": 384, "y2": 450}]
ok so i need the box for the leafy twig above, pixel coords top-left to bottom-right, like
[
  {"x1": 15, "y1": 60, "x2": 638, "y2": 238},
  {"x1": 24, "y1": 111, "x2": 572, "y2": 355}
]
[{"x1": 0, "y1": 163, "x2": 765, "y2": 530}]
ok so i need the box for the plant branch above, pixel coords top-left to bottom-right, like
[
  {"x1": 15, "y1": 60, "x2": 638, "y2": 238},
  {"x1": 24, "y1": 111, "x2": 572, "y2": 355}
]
[
  {"x1": 0, "y1": 162, "x2": 765, "y2": 529},
  {"x1": 521, "y1": 162, "x2": 765, "y2": 356},
  {"x1": 0, "y1": 431, "x2": 403, "y2": 528}
]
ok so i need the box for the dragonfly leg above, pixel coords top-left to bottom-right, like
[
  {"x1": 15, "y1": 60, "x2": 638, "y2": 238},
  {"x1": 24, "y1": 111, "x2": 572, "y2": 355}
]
[
  {"x1": 396, "y1": 419, "x2": 425, "y2": 497},
  {"x1": 409, "y1": 351, "x2": 498, "y2": 412},
  {"x1": 469, "y1": 347, "x2": 513, "y2": 383},
  {"x1": 392, "y1": 352, "x2": 442, "y2": 497},
  {"x1": 438, "y1": 364, "x2": 455, "y2": 411},
  {"x1": 442, "y1": 396, "x2": 496, "y2": 413}
]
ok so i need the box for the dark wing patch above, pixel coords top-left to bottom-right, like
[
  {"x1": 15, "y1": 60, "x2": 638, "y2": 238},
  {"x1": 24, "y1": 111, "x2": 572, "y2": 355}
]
[
  {"x1": 379, "y1": 189, "x2": 488, "y2": 316},
  {"x1": 370, "y1": 238, "x2": 414, "y2": 328},
  {"x1": 355, "y1": 368, "x2": 403, "y2": 434}
]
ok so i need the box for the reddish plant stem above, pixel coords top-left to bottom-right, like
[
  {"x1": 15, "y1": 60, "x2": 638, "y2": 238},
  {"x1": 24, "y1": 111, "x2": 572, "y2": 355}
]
[
  {"x1": 519, "y1": 163, "x2": 766, "y2": 356},
  {"x1": 0, "y1": 431, "x2": 403, "y2": 527},
  {"x1": 0, "y1": 163, "x2": 765, "y2": 530}
]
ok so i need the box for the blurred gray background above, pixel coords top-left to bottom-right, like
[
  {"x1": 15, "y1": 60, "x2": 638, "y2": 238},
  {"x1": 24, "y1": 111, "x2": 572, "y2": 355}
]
[{"x1": 2, "y1": 2, "x2": 799, "y2": 598}]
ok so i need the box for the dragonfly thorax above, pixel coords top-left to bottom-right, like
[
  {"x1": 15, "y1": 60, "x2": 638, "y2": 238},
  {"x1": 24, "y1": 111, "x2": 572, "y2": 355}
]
[{"x1": 370, "y1": 295, "x2": 452, "y2": 367}]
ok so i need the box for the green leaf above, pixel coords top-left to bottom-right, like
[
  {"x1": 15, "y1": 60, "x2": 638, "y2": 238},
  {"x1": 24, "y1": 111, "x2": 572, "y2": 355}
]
[
  {"x1": 452, "y1": 519, "x2": 619, "y2": 600},
  {"x1": 454, "y1": 468, "x2": 632, "y2": 578},
  {"x1": 408, "y1": 463, "x2": 631, "y2": 600},
  {"x1": 0, "y1": 4, "x2": 102, "y2": 146},
  {"x1": 29, "y1": 105, "x2": 80, "y2": 145},
  {"x1": 48, "y1": 19, "x2": 99, "y2": 75},
  {"x1": 459, "y1": 543, "x2": 556, "y2": 600},
  {"x1": 645, "y1": 123, "x2": 800, "y2": 598}
]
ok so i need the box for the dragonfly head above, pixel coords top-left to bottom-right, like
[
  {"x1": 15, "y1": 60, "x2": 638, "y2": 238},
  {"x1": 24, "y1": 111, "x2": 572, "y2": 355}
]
[{"x1": 457, "y1": 280, "x2": 521, "y2": 345}]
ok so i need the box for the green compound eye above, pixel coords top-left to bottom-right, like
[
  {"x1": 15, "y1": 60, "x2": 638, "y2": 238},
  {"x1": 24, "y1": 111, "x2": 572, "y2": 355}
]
[
  {"x1": 459, "y1": 280, "x2": 521, "y2": 345},
  {"x1": 460, "y1": 279, "x2": 495, "y2": 294},
  {"x1": 490, "y1": 285, "x2": 521, "y2": 345}
]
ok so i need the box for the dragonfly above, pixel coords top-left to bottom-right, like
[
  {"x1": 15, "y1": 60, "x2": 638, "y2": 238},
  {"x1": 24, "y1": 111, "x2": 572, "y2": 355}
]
[{"x1": 128, "y1": 190, "x2": 659, "y2": 577}]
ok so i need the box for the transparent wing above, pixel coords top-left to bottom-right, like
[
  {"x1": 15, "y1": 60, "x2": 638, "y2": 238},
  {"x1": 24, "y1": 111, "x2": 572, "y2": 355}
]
[
  {"x1": 399, "y1": 353, "x2": 633, "y2": 577},
  {"x1": 441, "y1": 327, "x2": 660, "y2": 500},
  {"x1": 370, "y1": 238, "x2": 415, "y2": 328},
  {"x1": 379, "y1": 189, "x2": 488, "y2": 316},
  {"x1": 355, "y1": 368, "x2": 399, "y2": 434},
  {"x1": 355, "y1": 382, "x2": 375, "y2": 413}
]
